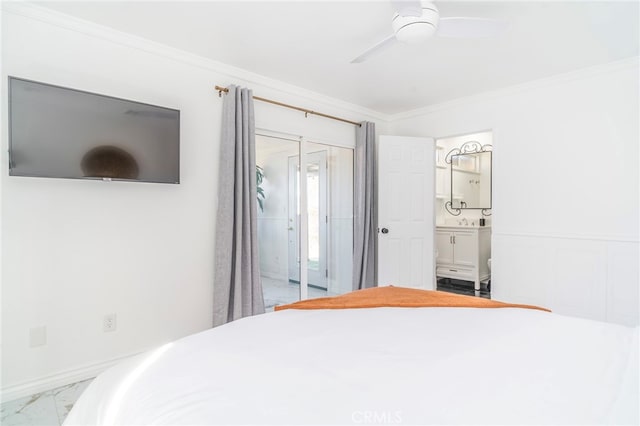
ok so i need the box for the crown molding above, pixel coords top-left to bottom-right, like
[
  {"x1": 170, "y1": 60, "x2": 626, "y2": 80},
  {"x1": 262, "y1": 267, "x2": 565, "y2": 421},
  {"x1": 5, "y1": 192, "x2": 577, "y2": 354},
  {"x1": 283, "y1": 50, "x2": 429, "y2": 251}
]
[
  {"x1": 2, "y1": 1, "x2": 389, "y2": 123},
  {"x1": 389, "y1": 56, "x2": 640, "y2": 122}
]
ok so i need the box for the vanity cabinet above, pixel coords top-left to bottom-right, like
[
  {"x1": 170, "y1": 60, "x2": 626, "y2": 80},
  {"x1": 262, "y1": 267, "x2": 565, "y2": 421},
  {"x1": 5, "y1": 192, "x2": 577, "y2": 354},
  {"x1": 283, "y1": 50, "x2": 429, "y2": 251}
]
[{"x1": 436, "y1": 226, "x2": 491, "y2": 291}]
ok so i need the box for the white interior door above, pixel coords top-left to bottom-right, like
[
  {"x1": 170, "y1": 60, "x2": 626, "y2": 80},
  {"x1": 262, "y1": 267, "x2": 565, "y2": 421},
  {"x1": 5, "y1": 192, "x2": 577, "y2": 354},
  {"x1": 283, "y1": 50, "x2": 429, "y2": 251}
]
[{"x1": 377, "y1": 135, "x2": 435, "y2": 289}]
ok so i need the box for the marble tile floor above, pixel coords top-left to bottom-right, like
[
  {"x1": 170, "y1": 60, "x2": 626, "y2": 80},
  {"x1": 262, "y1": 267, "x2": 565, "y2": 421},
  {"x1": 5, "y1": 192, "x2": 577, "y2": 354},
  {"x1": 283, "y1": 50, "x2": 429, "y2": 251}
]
[
  {"x1": 262, "y1": 275, "x2": 328, "y2": 312},
  {"x1": 1, "y1": 378, "x2": 93, "y2": 426}
]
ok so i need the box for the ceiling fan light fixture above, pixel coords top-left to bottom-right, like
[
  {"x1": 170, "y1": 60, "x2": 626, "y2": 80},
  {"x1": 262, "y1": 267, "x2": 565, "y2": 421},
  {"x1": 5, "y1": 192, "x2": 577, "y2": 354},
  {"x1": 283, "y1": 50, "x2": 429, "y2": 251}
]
[
  {"x1": 394, "y1": 20, "x2": 437, "y2": 43},
  {"x1": 391, "y1": 3, "x2": 439, "y2": 44},
  {"x1": 351, "y1": 0, "x2": 508, "y2": 64}
]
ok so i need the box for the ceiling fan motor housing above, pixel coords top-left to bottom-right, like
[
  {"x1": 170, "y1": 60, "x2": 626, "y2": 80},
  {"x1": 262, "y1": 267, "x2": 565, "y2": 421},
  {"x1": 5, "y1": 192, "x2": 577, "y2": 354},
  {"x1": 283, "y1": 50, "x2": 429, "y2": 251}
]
[{"x1": 392, "y1": 2, "x2": 440, "y2": 44}]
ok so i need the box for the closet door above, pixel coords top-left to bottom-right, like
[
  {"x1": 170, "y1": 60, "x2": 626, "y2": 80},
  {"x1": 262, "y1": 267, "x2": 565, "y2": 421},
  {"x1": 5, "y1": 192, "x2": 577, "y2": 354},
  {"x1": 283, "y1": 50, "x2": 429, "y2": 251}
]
[
  {"x1": 257, "y1": 132, "x2": 354, "y2": 311},
  {"x1": 377, "y1": 135, "x2": 435, "y2": 289}
]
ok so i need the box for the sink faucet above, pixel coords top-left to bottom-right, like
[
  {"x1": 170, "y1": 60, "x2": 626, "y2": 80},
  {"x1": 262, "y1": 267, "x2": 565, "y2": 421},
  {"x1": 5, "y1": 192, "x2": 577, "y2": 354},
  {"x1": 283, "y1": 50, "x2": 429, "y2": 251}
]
[{"x1": 461, "y1": 218, "x2": 468, "y2": 226}]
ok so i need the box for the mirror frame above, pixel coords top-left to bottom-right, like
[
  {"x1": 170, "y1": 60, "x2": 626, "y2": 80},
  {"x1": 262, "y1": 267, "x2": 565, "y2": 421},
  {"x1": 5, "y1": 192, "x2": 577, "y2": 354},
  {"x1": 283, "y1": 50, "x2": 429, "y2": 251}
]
[{"x1": 444, "y1": 141, "x2": 492, "y2": 216}]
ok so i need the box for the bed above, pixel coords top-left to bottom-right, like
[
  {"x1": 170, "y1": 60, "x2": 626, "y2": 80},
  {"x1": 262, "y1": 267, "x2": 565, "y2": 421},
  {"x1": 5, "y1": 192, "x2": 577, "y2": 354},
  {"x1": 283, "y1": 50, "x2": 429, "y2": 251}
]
[{"x1": 64, "y1": 287, "x2": 639, "y2": 425}]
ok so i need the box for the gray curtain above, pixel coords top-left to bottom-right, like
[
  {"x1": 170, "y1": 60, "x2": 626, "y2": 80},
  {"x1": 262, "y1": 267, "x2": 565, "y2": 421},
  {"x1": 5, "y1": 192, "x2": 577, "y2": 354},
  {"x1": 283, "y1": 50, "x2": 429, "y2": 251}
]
[
  {"x1": 213, "y1": 85, "x2": 264, "y2": 326},
  {"x1": 352, "y1": 121, "x2": 376, "y2": 290}
]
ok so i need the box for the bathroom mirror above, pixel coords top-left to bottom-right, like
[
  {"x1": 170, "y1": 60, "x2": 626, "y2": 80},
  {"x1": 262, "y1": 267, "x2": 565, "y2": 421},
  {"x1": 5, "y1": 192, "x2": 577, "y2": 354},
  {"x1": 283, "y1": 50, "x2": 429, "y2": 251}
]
[{"x1": 445, "y1": 141, "x2": 492, "y2": 214}]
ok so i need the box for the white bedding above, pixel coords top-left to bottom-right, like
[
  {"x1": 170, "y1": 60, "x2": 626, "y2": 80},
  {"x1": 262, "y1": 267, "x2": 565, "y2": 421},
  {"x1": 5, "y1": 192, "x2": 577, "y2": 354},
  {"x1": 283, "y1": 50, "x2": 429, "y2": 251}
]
[{"x1": 65, "y1": 307, "x2": 639, "y2": 425}]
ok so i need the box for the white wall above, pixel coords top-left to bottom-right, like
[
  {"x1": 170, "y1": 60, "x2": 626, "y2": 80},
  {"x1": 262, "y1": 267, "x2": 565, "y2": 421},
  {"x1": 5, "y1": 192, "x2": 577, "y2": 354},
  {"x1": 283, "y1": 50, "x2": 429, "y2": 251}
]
[
  {"x1": 0, "y1": 4, "x2": 385, "y2": 399},
  {"x1": 390, "y1": 58, "x2": 639, "y2": 326}
]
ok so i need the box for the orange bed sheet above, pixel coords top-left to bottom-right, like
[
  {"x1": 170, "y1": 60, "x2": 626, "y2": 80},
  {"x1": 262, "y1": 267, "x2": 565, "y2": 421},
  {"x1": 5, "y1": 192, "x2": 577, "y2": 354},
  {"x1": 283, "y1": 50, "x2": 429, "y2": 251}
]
[{"x1": 274, "y1": 286, "x2": 550, "y2": 313}]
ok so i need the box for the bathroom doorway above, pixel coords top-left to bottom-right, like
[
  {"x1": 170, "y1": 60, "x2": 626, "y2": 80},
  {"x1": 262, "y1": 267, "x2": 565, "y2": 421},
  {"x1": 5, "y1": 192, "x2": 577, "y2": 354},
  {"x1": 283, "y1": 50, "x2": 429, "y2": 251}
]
[{"x1": 434, "y1": 130, "x2": 493, "y2": 298}]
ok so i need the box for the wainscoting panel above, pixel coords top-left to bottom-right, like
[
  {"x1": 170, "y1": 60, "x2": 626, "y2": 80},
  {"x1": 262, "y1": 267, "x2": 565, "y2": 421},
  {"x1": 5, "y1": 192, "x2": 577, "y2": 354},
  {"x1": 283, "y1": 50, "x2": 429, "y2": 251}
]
[
  {"x1": 607, "y1": 242, "x2": 640, "y2": 326},
  {"x1": 551, "y1": 242, "x2": 607, "y2": 322},
  {"x1": 492, "y1": 239, "x2": 551, "y2": 309},
  {"x1": 492, "y1": 234, "x2": 638, "y2": 326}
]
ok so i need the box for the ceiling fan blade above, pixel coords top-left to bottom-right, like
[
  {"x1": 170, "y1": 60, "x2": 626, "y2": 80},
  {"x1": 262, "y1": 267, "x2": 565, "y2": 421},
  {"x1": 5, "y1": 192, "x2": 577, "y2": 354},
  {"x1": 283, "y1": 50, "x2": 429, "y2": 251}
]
[
  {"x1": 391, "y1": 0, "x2": 422, "y2": 17},
  {"x1": 351, "y1": 35, "x2": 397, "y2": 64},
  {"x1": 437, "y1": 17, "x2": 509, "y2": 38}
]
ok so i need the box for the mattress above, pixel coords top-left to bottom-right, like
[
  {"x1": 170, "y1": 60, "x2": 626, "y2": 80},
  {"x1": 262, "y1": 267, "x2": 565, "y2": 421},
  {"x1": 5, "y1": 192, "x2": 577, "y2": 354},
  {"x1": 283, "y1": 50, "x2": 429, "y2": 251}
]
[{"x1": 64, "y1": 307, "x2": 639, "y2": 425}]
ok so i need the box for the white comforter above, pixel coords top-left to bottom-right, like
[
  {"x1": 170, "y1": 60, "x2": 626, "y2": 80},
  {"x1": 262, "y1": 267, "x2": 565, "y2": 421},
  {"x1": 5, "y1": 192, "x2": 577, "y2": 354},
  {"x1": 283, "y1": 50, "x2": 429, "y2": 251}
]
[{"x1": 65, "y1": 307, "x2": 639, "y2": 425}]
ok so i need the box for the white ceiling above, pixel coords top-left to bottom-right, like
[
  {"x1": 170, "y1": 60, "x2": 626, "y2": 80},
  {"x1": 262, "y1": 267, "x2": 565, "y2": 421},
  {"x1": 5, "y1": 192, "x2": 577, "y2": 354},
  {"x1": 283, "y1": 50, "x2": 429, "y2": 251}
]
[{"x1": 35, "y1": 1, "x2": 639, "y2": 115}]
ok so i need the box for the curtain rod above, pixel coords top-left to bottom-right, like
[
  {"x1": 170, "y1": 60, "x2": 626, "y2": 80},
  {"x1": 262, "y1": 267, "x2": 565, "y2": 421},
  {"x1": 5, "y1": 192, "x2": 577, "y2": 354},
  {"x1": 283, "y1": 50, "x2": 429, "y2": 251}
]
[{"x1": 214, "y1": 85, "x2": 361, "y2": 127}]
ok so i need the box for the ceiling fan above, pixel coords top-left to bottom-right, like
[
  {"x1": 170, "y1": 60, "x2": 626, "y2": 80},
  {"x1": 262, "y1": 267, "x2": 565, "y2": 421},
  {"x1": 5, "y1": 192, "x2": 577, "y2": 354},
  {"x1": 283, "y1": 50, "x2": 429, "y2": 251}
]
[{"x1": 351, "y1": 0, "x2": 509, "y2": 63}]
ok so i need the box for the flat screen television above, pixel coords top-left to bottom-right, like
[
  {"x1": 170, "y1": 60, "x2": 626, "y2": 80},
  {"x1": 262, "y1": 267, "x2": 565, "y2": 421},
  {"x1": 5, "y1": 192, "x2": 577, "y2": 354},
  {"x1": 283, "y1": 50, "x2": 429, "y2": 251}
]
[{"x1": 8, "y1": 77, "x2": 180, "y2": 184}]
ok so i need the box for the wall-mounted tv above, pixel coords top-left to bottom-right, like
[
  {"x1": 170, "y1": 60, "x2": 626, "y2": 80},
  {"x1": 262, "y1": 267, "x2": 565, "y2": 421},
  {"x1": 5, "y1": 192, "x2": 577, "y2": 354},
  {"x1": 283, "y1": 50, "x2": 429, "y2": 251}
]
[{"x1": 8, "y1": 77, "x2": 180, "y2": 184}]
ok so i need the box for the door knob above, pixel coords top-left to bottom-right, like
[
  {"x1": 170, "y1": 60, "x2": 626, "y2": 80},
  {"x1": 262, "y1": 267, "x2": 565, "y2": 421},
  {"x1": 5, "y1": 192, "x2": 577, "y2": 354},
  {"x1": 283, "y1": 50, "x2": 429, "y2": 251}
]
[{"x1": 381, "y1": 228, "x2": 389, "y2": 234}]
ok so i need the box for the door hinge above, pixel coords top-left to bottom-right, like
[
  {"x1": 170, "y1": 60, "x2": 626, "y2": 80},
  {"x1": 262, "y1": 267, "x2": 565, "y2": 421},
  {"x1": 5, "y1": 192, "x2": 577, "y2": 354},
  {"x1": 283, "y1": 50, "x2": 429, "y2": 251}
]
[{"x1": 325, "y1": 269, "x2": 328, "y2": 278}]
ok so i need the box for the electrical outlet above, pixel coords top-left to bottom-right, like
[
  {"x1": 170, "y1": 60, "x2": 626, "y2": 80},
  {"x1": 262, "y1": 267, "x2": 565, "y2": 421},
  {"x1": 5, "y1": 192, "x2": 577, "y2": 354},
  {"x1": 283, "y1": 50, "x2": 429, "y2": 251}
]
[{"x1": 103, "y1": 314, "x2": 117, "y2": 332}]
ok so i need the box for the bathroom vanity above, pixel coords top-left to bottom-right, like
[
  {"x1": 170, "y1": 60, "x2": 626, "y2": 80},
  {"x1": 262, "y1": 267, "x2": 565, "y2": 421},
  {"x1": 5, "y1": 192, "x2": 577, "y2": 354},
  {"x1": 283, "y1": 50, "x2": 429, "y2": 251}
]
[{"x1": 436, "y1": 225, "x2": 491, "y2": 291}]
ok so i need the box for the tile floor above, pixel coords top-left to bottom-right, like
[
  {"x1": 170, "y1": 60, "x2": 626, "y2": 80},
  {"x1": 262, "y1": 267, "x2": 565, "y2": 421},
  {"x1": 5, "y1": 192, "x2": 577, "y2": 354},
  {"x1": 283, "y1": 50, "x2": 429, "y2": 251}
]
[
  {"x1": 1, "y1": 379, "x2": 93, "y2": 426},
  {"x1": 437, "y1": 278, "x2": 491, "y2": 299}
]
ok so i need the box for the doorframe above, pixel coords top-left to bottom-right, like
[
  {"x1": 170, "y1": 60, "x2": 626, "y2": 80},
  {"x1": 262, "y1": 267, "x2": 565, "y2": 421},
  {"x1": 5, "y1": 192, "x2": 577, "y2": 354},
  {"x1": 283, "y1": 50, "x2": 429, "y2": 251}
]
[{"x1": 434, "y1": 128, "x2": 495, "y2": 295}]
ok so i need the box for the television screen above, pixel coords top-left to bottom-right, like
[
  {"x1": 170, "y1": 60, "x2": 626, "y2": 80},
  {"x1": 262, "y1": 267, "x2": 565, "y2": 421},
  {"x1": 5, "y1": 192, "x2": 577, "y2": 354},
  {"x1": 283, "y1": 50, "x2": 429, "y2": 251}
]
[{"x1": 8, "y1": 77, "x2": 180, "y2": 184}]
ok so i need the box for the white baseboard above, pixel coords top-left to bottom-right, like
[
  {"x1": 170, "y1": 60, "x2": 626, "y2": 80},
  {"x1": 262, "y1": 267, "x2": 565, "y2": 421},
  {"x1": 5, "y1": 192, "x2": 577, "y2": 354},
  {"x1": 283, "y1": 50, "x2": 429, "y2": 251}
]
[{"x1": 1, "y1": 351, "x2": 141, "y2": 403}]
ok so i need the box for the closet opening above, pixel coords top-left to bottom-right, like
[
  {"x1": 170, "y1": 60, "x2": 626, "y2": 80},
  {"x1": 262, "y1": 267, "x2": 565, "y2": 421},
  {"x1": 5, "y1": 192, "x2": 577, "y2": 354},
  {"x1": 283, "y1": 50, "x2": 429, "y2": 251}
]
[{"x1": 256, "y1": 133, "x2": 354, "y2": 311}]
